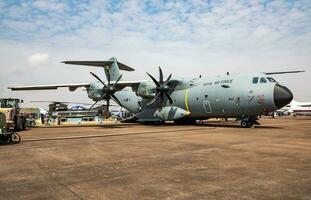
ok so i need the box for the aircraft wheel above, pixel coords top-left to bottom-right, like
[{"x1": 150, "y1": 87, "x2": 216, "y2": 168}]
[
  {"x1": 241, "y1": 120, "x2": 253, "y2": 128},
  {"x1": 241, "y1": 121, "x2": 248, "y2": 128},
  {"x1": 248, "y1": 121, "x2": 254, "y2": 127}
]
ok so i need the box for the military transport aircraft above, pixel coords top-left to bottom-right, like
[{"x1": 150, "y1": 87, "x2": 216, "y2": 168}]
[{"x1": 9, "y1": 57, "x2": 302, "y2": 128}]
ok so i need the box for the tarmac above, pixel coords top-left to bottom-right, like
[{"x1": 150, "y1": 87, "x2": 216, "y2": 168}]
[{"x1": 0, "y1": 117, "x2": 310, "y2": 200}]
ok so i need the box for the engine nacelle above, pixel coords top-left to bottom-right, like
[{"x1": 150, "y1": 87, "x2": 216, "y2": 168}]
[
  {"x1": 87, "y1": 82, "x2": 104, "y2": 101},
  {"x1": 154, "y1": 106, "x2": 191, "y2": 121},
  {"x1": 136, "y1": 82, "x2": 156, "y2": 99},
  {"x1": 136, "y1": 106, "x2": 191, "y2": 122}
]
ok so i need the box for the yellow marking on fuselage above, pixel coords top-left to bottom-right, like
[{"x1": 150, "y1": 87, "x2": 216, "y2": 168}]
[
  {"x1": 185, "y1": 89, "x2": 190, "y2": 112},
  {"x1": 145, "y1": 86, "x2": 148, "y2": 96}
]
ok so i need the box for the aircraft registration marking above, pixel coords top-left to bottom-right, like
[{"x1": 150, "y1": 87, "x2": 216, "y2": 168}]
[
  {"x1": 185, "y1": 89, "x2": 190, "y2": 112},
  {"x1": 203, "y1": 79, "x2": 233, "y2": 86}
]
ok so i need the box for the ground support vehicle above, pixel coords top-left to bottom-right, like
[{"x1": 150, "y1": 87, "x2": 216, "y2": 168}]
[
  {"x1": 0, "y1": 98, "x2": 26, "y2": 131},
  {"x1": 0, "y1": 112, "x2": 21, "y2": 144}
]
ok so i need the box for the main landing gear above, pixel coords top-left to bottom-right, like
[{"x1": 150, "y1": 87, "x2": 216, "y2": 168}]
[{"x1": 240, "y1": 117, "x2": 260, "y2": 128}]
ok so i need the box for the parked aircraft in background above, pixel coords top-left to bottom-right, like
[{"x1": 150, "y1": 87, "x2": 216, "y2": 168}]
[
  {"x1": 284, "y1": 100, "x2": 311, "y2": 116},
  {"x1": 9, "y1": 57, "x2": 303, "y2": 128},
  {"x1": 30, "y1": 101, "x2": 92, "y2": 115}
]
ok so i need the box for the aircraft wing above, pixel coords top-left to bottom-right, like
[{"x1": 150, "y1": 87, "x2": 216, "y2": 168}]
[
  {"x1": 263, "y1": 70, "x2": 305, "y2": 75},
  {"x1": 9, "y1": 79, "x2": 180, "y2": 93},
  {"x1": 112, "y1": 79, "x2": 181, "y2": 91},
  {"x1": 112, "y1": 80, "x2": 147, "y2": 91},
  {"x1": 9, "y1": 81, "x2": 144, "y2": 92},
  {"x1": 8, "y1": 83, "x2": 90, "y2": 91}
]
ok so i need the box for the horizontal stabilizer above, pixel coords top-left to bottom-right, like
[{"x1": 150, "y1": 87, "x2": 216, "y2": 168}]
[
  {"x1": 263, "y1": 70, "x2": 305, "y2": 75},
  {"x1": 62, "y1": 61, "x2": 135, "y2": 71}
]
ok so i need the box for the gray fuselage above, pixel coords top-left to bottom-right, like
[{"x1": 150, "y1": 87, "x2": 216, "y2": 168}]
[{"x1": 112, "y1": 72, "x2": 292, "y2": 121}]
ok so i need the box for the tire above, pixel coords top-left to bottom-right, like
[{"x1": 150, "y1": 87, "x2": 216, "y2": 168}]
[
  {"x1": 241, "y1": 120, "x2": 253, "y2": 128},
  {"x1": 248, "y1": 121, "x2": 254, "y2": 128},
  {"x1": 21, "y1": 117, "x2": 26, "y2": 130},
  {"x1": 15, "y1": 117, "x2": 23, "y2": 131},
  {"x1": 10, "y1": 133, "x2": 21, "y2": 144},
  {"x1": 241, "y1": 121, "x2": 248, "y2": 128},
  {"x1": 246, "y1": 121, "x2": 251, "y2": 128}
]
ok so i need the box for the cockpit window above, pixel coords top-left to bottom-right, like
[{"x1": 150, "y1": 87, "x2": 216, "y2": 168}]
[
  {"x1": 260, "y1": 77, "x2": 267, "y2": 83},
  {"x1": 252, "y1": 77, "x2": 259, "y2": 84},
  {"x1": 267, "y1": 77, "x2": 276, "y2": 82}
]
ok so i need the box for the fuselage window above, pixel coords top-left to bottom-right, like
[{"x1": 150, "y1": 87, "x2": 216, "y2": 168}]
[
  {"x1": 260, "y1": 77, "x2": 267, "y2": 83},
  {"x1": 252, "y1": 77, "x2": 259, "y2": 84},
  {"x1": 267, "y1": 77, "x2": 276, "y2": 82}
]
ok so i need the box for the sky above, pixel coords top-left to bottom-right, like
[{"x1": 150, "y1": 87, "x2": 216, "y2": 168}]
[{"x1": 0, "y1": 0, "x2": 311, "y2": 109}]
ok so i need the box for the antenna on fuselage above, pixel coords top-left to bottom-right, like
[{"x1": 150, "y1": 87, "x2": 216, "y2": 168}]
[{"x1": 263, "y1": 70, "x2": 305, "y2": 75}]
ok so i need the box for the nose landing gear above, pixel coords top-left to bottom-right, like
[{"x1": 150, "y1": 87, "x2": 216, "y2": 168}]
[
  {"x1": 241, "y1": 120, "x2": 252, "y2": 128},
  {"x1": 240, "y1": 117, "x2": 260, "y2": 128}
]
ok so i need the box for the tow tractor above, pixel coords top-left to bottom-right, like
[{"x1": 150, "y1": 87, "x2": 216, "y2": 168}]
[
  {"x1": 0, "y1": 98, "x2": 26, "y2": 131},
  {"x1": 0, "y1": 112, "x2": 20, "y2": 144}
]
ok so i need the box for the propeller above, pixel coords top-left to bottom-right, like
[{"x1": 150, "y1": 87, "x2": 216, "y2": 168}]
[
  {"x1": 146, "y1": 67, "x2": 173, "y2": 106},
  {"x1": 90, "y1": 71, "x2": 123, "y2": 113}
]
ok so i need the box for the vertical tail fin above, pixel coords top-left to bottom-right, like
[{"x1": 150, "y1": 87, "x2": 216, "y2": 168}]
[{"x1": 104, "y1": 57, "x2": 122, "y2": 82}]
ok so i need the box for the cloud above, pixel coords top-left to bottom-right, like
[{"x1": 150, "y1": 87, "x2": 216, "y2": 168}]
[
  {"x1": 27, "y1": 53, "x2": 49, "y2": 65},
  {"x1": 33, "y1": 0, "x2": 65, "y2": 12}
]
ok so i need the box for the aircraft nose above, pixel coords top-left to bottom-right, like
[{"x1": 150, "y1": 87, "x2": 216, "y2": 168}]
[{"x1": 274, "y1": 84, "x2": 293, "y2": 108}]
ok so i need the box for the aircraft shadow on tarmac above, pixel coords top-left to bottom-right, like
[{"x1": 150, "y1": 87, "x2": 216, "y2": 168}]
[
  {"x1": 16, "y1": 123, "x2": 283, "y2": 143},
  {"x1": 97, "y1": 124, "x2": 138, "y2": 129},
  {"x1": 120, "y1": 122, "x2": 283, "y2": 129},
  {"x1": 196, "y1": 123, "x2": 283, "y2": 129},
  {"x1": 26, "y1": 121, "x2": 282, "y2": 130}
]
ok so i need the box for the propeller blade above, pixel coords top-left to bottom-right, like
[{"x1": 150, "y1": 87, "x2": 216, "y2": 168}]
[
  {"x1": 114, "y1": 74, "x2": 123, "y2": 85},
  {"x1": 111, "y1": 94, "x2": 122, "y2": 106},
  {"x1": 146, "y1": 73, "x2": 160, "y2": 87},
  {"x1": 164, "y1": 73, "x2": 172, "y2": 85},
  {"x1": 165, "y1": 93, "x2": 173, "y2": 104},
  {"x1": 147, "y1": 93, "x2": 161, "y2": 106},
  {"x1": 159, "y1": 67, "x2": 163, "y2": 84},
  {"x1": 106, "y1": 98, "x2": 110, "y2": 112},
  {"x1": 89, "y1": 101, "x2": 99, "y2": 109},
  {"x1": 146, "y1": 67, "x2": 173, "y2": 108},
  {"x1": 90, "y1": 72, "x2": 106, "y2": 87}
]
